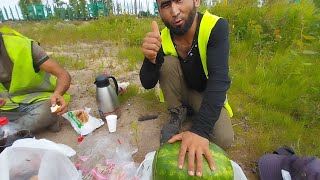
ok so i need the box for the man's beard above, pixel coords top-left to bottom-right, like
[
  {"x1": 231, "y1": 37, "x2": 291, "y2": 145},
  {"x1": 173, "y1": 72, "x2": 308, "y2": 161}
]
[{"x1": 163, "y1": 7, "x2": 197, "y2": 36}]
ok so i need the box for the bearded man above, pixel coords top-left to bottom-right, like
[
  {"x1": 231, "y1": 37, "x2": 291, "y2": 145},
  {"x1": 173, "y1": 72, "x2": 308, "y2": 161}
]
[{"x1": 140, "y1": 0, "x2": 234, "y2": 177}]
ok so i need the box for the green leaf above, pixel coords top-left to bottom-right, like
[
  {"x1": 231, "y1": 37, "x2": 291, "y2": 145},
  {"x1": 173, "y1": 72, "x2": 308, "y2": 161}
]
[
  {"x1": 302, "y1": 50, "x2": 319, "y2": 55},
  {"x1": 302, "y1": 63, "x2": 312, "y2": 66},
  {"x1": 290, "y1": 49, "x2": 298, "y2": 56},
  {"x1": 296, "y1": 41, "x2": 303, "y2": 48},
  {"x1": 302, "y1": 35, "x2": 317, "y2": 40}
]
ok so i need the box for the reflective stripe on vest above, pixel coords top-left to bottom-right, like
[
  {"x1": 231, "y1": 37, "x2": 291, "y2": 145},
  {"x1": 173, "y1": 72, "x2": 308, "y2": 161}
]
[
  {"x1": 160, "y1": 11, "x2": 233, "y2": 117},
  {"x1": 0, "y1": 26, "x2": 70, "y2": 110}
]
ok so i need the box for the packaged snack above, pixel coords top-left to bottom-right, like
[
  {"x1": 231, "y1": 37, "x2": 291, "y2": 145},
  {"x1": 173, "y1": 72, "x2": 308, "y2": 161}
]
[{"x1": 62, "y1": 108, "x2": 104, "y2": 136}]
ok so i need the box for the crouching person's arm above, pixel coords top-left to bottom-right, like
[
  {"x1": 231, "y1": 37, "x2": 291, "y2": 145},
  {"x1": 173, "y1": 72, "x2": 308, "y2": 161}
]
[{"x1": 39, "y1": 59, "x2": 71, "y2": 115}]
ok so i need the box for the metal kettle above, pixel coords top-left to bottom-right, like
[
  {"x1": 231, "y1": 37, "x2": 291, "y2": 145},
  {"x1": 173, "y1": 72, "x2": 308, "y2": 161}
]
[{"x1": 94, "y1": 74, "x2": 120, "y2": 120}]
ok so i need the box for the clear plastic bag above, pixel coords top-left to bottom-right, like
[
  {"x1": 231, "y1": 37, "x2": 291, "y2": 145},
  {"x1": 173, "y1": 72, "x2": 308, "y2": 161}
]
[
  {"x1": 0, "y1": 147, "x2": 81, "y2": 180},
  {"x1": 74, "y1": 134, "x2": 139, "y2": 180}
]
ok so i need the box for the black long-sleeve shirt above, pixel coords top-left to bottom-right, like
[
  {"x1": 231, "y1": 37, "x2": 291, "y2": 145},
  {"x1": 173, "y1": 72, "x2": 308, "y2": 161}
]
[{"x1": 139, "y1": 13, "x2": 231, "y2": 139}]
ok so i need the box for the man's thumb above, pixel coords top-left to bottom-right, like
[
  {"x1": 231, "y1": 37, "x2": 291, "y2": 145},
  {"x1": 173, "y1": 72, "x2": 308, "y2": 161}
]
[
  {"x1": 50, "y1": 96, "x2": 57, "y2": 106},
  {"x1": 151, "y1": 21, "x2": 160, "y2": 34},
  {"x1": 168, "y1": 133, "x2": 183, "y2": 143}
]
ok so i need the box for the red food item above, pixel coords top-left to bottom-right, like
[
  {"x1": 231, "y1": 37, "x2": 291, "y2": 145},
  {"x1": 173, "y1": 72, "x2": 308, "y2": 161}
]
[
  {"x1": 77, "y1": 136, "x2": 84, "y2": 142},
  {"x1": 0, "y1": 117, "x2": 9, "y2": 126}
]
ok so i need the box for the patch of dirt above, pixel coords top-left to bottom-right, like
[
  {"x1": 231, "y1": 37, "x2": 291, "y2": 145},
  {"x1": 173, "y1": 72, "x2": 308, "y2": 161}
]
[
  {"x1": 35, "y1": 42, "x2": 257, "y2": 179},
  {"x1": 36, "y1": 42, "x2": 166, "y2": 163}
]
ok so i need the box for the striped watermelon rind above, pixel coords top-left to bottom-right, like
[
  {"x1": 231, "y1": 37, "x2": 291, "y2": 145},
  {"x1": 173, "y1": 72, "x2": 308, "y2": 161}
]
[{"x1": 153, "y1": 142, "x2": 234, "y2": 180}]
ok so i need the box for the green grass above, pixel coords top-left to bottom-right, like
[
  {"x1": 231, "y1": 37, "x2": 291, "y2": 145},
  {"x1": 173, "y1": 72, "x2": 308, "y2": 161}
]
[
  {"x1": 118, "y1": 84, "x2": 140, "y2": 104},
  {"x1": 118, "y1": 46, "x2": 144, "y2": 71},
  {"x1": 230, "y1": 91, "x2": 320, "y2": 158},
  {"x1": 4, "y1": 0, "x2": 320, "y2": 177},
  {"x1": 130, "y1": 120, "x2": 139, "y2": 146},
  {"x1": 137, "y1": 88, "x2": 166, "y2": 111},
  {"x1": 51, "y1": 55, "x2": 87, "y2": 70},
  {"x1": 9, "y1": 15, "x2": 163, "y2": 47},
  {"x1": 118, "y1": 85, "x2": 165, "y2": 112}
]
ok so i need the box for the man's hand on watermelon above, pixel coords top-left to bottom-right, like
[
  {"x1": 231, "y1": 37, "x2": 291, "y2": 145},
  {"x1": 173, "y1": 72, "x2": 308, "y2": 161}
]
[{"x1": 168, "y1": 131, "x2": 216, "y2": 177}]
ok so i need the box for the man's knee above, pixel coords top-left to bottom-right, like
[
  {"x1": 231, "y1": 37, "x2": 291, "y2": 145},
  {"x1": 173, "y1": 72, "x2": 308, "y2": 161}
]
[
  {"x1": 210, "y1": 131, "x2": 234, "y2": 150},
  {"x1": 160, "y1": 55, "x2": 180, "y2": 74},
  {"x1": 14, "y1": 100, "x2": 59, "y2": 133},
  {"x1": 209, "y1": 108, "x2": 234, "y2": 150}
]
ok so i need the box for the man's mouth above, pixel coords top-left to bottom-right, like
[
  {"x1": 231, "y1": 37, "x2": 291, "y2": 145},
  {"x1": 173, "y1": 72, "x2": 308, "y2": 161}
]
[{"x1": 174, "y1": 19, "x2": 183, "y2": 26}]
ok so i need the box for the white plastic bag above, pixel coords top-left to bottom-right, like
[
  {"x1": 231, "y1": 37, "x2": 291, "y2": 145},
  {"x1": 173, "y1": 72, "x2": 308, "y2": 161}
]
[
  {"x1": 12, "y1": 138, "x2": 76, "y2": 157},
  {"x1": 0, "y1": 147, "x2": 81, "y2": 180},
  {"x1": 135, "y1": 151, "x2": 156, "y2": 180},
  {"x1": 62, "y1": 107, "x2": 104, "y2": 136}
]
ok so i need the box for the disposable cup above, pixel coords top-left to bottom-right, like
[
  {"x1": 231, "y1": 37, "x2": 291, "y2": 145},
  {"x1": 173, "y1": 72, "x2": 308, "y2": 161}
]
[{"x1": 106, "y1": 115, "x2": 117, "y2": 133}]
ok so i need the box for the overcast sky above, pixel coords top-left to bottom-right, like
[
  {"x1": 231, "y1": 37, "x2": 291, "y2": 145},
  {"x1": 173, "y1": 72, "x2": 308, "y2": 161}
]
[
  {"x1": 0, "y1": 0, "x2": 223, "y2": 19},
  {"x1": 0, "y1": 0, "x2": 64, "y2": 19},
  {"x1": 0, "y1": 0, "x2": 158, "y2": 19}
]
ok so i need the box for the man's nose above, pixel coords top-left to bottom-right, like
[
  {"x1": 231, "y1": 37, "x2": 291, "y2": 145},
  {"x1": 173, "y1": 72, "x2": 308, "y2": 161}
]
[{"x1": 171, "y1": 2, "x2": 180, "y2": 17}]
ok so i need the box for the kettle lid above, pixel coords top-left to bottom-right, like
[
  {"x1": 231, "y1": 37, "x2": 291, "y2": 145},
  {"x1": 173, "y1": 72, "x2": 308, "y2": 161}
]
[{"x1": 94, "y1": 75, "x2": 110, "y2": 87}]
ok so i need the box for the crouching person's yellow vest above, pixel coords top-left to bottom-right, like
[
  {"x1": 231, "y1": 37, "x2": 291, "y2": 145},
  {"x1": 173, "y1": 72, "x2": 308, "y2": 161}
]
[
  {"x1": 160, "y1": 11, "x2": 233, "y2": 117},
  {"x1": 0, "y1": 26, "x2": 70, "y2": 110}
]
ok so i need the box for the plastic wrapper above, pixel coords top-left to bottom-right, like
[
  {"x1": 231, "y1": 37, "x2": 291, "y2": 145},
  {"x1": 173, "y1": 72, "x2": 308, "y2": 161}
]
[
  {"x1": 73, "y1": 134, "x2": 139, "y2": 180},
  {"x1": 62, "y1": 107, "x2": 104, "y2": 136}
]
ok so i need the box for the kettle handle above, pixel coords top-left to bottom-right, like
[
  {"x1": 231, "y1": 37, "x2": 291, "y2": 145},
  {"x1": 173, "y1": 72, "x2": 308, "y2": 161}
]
[{"x1": 108, "y1": 76, "x2": 119, "y2": 95}]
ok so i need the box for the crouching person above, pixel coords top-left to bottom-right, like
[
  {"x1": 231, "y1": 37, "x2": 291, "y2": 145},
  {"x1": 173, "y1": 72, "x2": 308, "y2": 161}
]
[
  {"x1": 140, "y1": 0, "x2": 234, "y2": 177},
  {"x1": 0, "y1": 26, "x2": 71, "y2": 134}
]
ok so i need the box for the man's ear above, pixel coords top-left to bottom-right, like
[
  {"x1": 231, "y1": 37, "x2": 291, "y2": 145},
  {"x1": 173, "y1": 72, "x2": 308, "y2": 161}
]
[{"x1": 194, "y1": 0, "x2": 201, "y2": 7}]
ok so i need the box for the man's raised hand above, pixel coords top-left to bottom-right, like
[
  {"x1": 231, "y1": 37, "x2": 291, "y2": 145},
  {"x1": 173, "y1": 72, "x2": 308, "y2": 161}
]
[{"x1": 142, "y1": 21, "x2": 162, "y2": 64}]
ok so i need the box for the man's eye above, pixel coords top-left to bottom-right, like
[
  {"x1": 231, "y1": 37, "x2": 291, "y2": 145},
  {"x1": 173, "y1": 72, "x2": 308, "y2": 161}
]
[{"x1": 161, "y1": 3, "x2": 170, "y2": 8}]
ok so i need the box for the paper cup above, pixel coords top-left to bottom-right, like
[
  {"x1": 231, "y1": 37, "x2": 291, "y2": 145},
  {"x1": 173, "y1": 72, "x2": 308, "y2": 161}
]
[{"x1": 106, "y1": 115, "x2": 117, "y2": 133}]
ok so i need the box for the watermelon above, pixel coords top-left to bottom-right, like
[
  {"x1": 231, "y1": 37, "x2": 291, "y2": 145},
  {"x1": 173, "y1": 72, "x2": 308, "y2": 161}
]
[{"x1": 153, "y1": 142, "x2": 234, "y2": 180}]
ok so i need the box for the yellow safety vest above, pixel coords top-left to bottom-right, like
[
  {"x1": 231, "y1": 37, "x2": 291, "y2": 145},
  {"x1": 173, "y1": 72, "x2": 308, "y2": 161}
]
[
  {"x1": 160, "y1": 11, "x2": 233, "y2": 117},
  {"x1": 0, "y1": 26, "x2": 70, "y2": 110}
]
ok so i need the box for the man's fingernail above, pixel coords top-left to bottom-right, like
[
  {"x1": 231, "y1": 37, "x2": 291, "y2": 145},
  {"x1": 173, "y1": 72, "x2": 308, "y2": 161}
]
[
  {"x1": 197, "y1": 171, "x2": 202, "y2": 176},
  {"x1": 178, "y1": 165, "x2": 182, "y2": 169},
  {"x1": 211, "y1": 166, "x2": 216, "y2": 171},
  {"x1": 188, "y1": 171, "x2": 194, "y2": 176}
]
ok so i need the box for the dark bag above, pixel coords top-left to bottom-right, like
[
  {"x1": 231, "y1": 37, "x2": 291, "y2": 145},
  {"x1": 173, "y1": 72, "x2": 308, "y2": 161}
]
[
  {"x1": 273, "y1": 145, "x2": 296, "y2": 156},
  {"x1": 258, "y1": 146, "x2": 320, "y2": 180}
]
